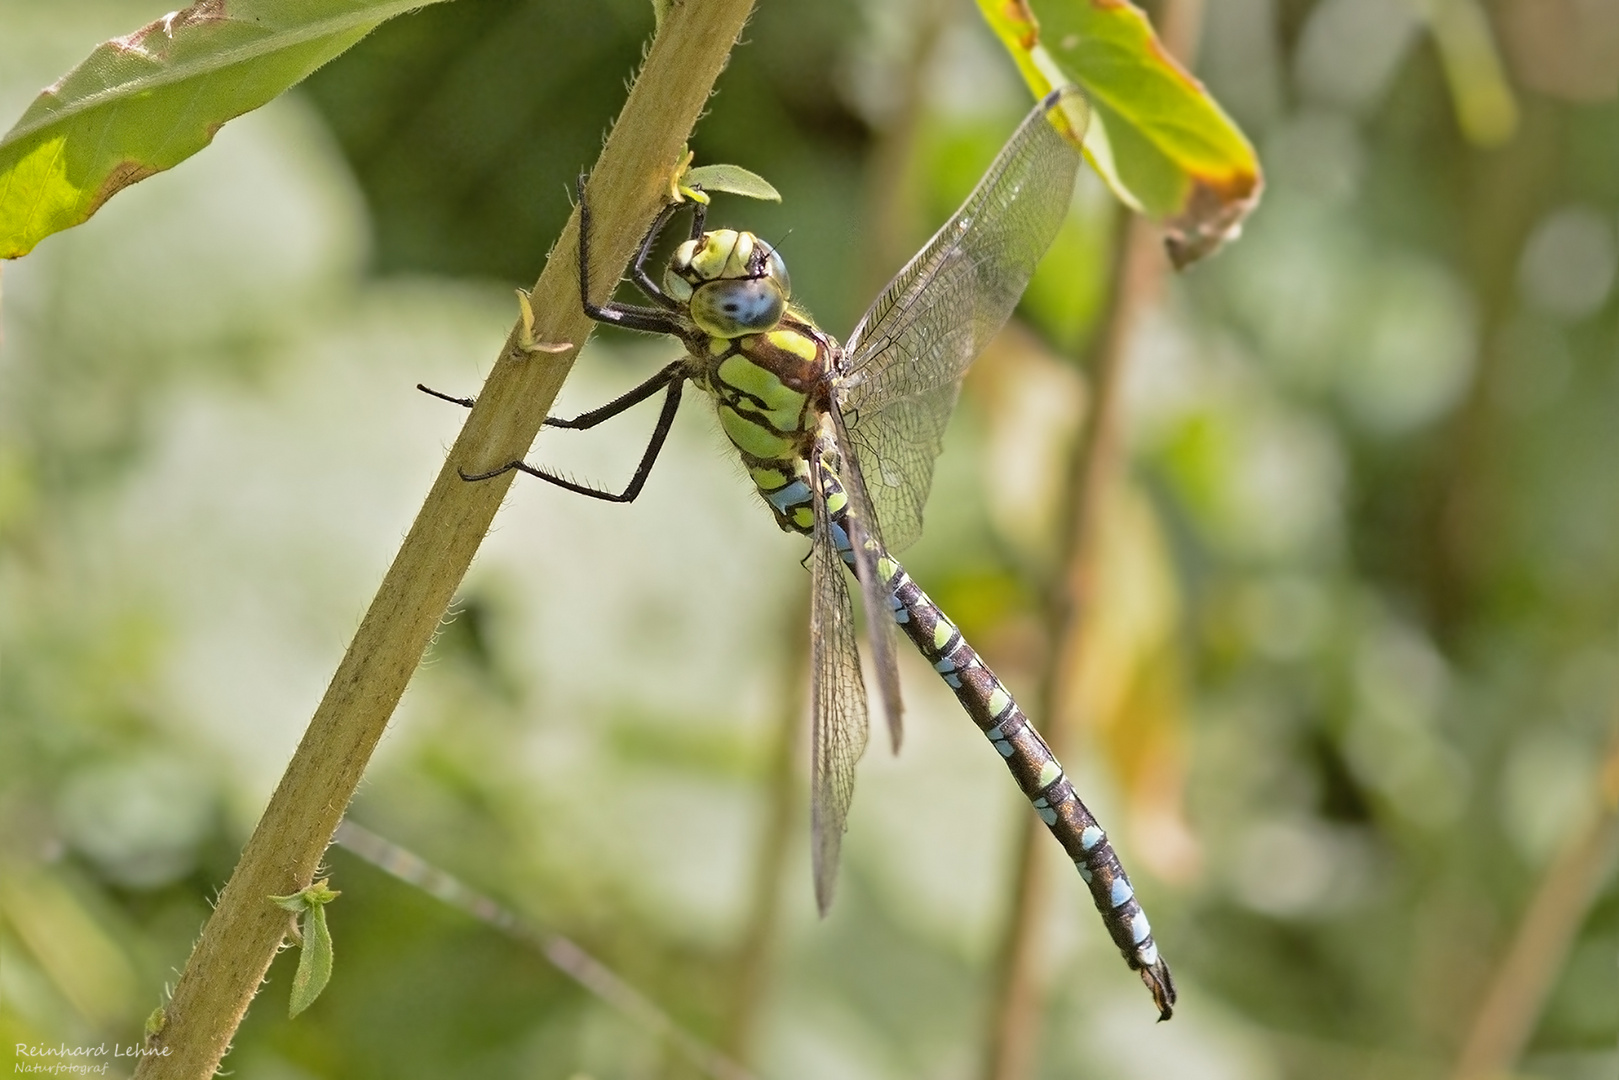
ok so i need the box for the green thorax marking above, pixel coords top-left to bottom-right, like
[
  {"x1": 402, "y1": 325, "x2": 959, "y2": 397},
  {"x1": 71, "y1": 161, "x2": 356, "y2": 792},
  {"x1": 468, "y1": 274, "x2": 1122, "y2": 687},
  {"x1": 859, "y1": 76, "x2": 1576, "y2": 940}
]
[{"x1": 696, "y1": 311, "x2": 835, "y2": 468}]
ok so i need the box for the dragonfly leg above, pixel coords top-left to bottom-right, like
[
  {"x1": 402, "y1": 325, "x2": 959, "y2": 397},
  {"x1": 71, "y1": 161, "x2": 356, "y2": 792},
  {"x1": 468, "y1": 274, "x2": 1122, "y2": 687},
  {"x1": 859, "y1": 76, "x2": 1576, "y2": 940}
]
[
  {"x1": 543, "y1": 359, "x2": 687, "y2": 430},
  {"x1": 577, "y1": 176, "x2": 688, "y2": 333},
  {"x1": 628, "y1": 200, "x2": 689, "y2": 307},
  {"x1": 417, "y1": 383, "x2": 476, "y2": 408},
  {"x1": 416, "y1": 345, "x2": 685, "y2": 424},
  {"x1": 420, "y1": 360, "x2": 686, "y2": 435},
  {"x1": 460, "y1": 372, "x2": 685, "y2": 503}
]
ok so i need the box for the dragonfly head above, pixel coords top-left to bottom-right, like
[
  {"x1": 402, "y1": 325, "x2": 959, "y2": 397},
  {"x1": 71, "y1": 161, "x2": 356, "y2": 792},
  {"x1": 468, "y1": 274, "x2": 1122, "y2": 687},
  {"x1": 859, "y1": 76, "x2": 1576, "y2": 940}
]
[{"x1": 664, "y1": 229, "x2": 791, "y2": 338}]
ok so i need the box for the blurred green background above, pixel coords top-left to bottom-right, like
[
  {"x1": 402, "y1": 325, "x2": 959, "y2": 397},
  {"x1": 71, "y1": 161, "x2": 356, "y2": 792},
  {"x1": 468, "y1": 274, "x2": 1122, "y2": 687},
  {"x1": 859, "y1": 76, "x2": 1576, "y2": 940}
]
[{"x1": 2, "y1": 1, "x2": 1616, "y2": 1078}]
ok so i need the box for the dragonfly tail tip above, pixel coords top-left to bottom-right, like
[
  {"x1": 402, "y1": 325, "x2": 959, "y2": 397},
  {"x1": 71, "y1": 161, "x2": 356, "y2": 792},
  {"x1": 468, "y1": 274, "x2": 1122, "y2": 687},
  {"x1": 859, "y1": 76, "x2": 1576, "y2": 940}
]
[{"x1": 1141, "y1": 959, "x2": 1177, "y2": 1021}]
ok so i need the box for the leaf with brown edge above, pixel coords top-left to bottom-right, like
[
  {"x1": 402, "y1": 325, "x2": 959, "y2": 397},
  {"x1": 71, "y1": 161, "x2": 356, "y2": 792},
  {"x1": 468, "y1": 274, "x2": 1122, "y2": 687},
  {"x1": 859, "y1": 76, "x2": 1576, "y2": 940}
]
[
  {"x1": 0, "y1": 0, "x2": 457, "y2": 260},
  {"x1": 975, "y1": 0, "x2": 1263, "y2": 267}
]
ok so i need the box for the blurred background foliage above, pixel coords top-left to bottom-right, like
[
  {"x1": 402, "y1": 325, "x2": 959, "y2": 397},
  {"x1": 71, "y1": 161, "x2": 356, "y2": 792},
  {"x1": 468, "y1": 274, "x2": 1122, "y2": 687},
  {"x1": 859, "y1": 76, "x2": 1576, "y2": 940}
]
[{"x1": 2, "y1": 0, "x2": 1617, "y2": 1078}]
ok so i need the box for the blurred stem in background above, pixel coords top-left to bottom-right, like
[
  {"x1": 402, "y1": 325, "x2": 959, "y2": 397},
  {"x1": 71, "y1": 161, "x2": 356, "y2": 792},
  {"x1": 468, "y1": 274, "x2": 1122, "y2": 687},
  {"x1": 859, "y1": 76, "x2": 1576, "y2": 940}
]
[
  {"x1": 984, "y1": 2, "x2": 1203, "y2": 1077},
  {"x1": 859, "y1": 0, "x2": 950, "y2": 295},
  {"x1": 334, "y1": 820, "x2": 758, "y2": 1080},
  {"x1": 723, "y1": 592, "x2": 810, "y2": 1065},
  {"x1": 1423, "y1": 98, "x2": 1561, "y2": 640},
  {"x1": 1451, "y1": 712, "x2": 1619, "y2": 1080}
]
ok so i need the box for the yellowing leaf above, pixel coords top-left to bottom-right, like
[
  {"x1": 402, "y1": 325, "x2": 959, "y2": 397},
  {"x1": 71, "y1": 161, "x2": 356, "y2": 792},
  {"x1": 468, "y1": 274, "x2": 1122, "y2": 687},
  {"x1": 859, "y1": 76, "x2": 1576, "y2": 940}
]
[{"x1": 976, "y1": 0, "x2": 1263, "y2": 267}]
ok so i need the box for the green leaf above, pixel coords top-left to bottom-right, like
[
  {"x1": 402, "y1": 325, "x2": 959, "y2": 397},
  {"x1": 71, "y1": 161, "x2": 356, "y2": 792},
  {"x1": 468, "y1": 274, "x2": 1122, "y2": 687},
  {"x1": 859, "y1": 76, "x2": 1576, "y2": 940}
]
[
  {"x1": 975, "y1": 0, "x2": 1262, "y2": 267},
  {"x1": 287, "y1": 898, "x2": 335, "y2": 1017},
  {"x1": 269, "y1": 878, "x2": 340, "y2": 1018},
  {"x1": 0, "y1": 0, "x2": 457, "y2": 260},
  {"x1": 681, "y1": 163, "x2": 782, "y2": 203}
]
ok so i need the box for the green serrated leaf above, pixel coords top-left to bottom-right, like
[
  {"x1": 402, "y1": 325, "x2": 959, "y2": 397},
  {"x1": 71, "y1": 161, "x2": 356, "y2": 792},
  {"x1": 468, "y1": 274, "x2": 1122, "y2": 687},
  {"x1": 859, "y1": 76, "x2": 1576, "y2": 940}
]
[
  {"x1": 0, "y1": 0, "x2": 457, "y2": 259},
  {"x1": 975, "y1": 0, "x2": 1262, "y2": 267},
  {"x1": 681, "y1": 164, "x2": 782, "y2": 203}
]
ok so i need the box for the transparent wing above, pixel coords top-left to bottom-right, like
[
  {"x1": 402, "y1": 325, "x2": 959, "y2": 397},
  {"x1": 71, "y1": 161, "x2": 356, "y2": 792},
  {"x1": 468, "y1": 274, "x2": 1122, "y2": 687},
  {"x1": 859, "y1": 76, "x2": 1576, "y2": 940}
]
[
  {"x1": 828, "y1": 407, "x2": 903, "y2": 754},
  {"x1": 838, "y1": 87, "x2": 1088, "y2": 551},
  {"x1": 809, "y1": 447, "x2": 870, "y2": 915}
]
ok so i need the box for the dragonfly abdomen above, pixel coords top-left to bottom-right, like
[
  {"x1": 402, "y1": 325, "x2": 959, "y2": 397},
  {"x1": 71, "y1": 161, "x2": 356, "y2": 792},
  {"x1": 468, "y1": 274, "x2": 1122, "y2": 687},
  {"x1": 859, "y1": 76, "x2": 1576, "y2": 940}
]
[{"x1": 879, "y1": 557, "x2": 1178, "y2": 1020}]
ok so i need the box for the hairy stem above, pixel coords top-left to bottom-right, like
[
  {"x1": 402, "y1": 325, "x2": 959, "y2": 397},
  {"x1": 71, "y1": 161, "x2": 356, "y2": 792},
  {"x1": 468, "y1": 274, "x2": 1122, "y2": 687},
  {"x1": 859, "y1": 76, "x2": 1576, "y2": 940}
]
[{"x1": 134, "y1": 5, "x2": 758, "y2": 1076}]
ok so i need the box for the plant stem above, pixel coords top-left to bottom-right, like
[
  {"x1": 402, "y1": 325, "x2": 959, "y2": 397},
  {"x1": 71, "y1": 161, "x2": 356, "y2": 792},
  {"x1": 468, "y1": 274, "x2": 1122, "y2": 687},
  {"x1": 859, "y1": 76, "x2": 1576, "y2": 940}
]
[
  {"x1": 1448, "y1": 721, "x2": 1619, "y2": 1080},
  {"x1": 859, "y1": 0, "x2": 949, "y2": 295},
  {"x1": 1418, "y1": 99, "x2": 1560, "y2": 639},
  {"x1": 133, "y1": 5, "x2": 758, "y2": 1076},
  {"x1": 333, "y1": 822, "x2": 757, "y2": 1080},
  {"x1": 982, "y1": 5, "x2": 1200, "y2": 1076},
  {"x1": 722, "y1": 592, "x2": 809, "y2": 1064}
]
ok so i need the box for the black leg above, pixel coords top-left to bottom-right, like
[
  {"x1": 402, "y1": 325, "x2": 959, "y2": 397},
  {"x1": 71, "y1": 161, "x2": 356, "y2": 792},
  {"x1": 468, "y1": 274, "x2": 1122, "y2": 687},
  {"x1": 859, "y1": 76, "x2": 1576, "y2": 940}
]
[
  {"x1": 543, "y1": 360, "x2": 686, "y2": 431},
  {"x1": 418, "y1": 383, "x2": 476, "y2": 408},
  {"x1": 419, "y1": 360, "x2": 684, "y2": 429},
  {"x1": 629, "y1": 200, "x2": 689, "y2": 308},
  {"x1": 460, "y1": 375, "x2": 687, "y2": 503},
  {"x1": 577, "y1": 178, "x2": 688, "y2": 335}
]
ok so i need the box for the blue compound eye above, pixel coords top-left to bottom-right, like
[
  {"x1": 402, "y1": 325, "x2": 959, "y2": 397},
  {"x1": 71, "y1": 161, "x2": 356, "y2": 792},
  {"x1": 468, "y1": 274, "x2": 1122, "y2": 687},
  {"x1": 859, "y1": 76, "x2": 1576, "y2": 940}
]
[
  {"x1": 764, "y1": 246, "x2": 790, "y2": 298},
  {"x1": 689, "y1": 277, "x2": 788, "y2": 337}
]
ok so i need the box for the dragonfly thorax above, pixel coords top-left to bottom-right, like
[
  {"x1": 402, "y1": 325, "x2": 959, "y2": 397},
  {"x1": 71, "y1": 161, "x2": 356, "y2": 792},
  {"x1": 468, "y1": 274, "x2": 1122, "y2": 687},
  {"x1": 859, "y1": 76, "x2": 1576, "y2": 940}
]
[{"x1": 664, "y1": 229, "x2": 791, "y2": 339}]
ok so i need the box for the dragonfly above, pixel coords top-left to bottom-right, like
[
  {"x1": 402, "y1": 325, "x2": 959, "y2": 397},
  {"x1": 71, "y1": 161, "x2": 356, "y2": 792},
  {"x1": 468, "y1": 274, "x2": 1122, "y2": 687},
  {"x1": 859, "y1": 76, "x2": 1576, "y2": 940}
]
[{"x1": 436, "y1": 86, "x2": 1174, "y2": 1019}]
